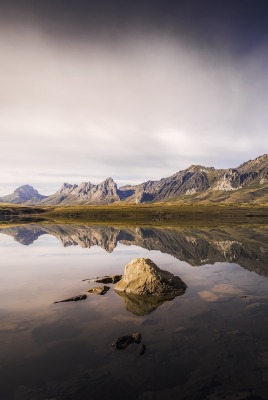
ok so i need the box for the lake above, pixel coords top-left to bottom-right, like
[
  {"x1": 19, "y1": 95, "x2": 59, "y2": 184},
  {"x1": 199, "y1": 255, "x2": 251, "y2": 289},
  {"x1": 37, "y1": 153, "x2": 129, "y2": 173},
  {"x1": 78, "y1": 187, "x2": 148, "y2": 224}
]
[{"x1": 1, "y1": 224, "x2": 268, "y2": 400}]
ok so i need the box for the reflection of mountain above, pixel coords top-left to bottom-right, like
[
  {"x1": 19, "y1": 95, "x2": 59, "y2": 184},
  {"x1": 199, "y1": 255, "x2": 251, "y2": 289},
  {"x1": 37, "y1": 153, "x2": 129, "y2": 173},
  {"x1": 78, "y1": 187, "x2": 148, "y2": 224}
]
[
  {"x1": 1, "y1": 225, "x2": 48, "y2": 246},
  {"x1": 1, "y1": 224, "x2": 268, "y2": 276}
]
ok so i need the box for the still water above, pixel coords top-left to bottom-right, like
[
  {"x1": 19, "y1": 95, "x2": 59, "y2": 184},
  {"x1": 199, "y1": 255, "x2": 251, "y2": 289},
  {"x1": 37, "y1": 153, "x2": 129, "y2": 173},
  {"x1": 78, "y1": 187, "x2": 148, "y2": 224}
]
[{"x1": 0, "y1": 224, "x2": 268, "y2": 400}]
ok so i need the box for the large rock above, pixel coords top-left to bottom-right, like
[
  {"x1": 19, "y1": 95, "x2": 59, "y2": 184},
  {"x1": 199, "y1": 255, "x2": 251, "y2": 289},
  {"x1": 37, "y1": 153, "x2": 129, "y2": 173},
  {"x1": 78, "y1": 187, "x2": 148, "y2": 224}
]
[{"x1": 114, "y1": 258, "x2": 187, "y2": 296}]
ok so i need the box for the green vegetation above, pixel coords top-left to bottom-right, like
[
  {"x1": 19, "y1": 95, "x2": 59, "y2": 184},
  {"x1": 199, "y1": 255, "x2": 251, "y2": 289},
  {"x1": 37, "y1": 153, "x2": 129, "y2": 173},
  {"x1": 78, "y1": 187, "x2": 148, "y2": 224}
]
[{"x1": 1, "y1": 202, "x2": 268, "y2": 227}]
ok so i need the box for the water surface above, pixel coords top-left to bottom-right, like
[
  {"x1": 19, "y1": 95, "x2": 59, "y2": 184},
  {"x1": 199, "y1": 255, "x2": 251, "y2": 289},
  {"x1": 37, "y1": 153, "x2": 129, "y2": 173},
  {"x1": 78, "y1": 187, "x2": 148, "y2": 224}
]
[{"x1": 1, "y1": 224, "x2": 268, "y2": 400}]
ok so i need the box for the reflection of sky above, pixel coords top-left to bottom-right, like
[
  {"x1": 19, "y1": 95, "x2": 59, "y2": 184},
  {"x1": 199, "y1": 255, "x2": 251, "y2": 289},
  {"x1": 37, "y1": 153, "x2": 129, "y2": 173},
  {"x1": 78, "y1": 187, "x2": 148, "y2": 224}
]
[{"x1": 0, "y1": 230, "x2": 268, "y2": 311}]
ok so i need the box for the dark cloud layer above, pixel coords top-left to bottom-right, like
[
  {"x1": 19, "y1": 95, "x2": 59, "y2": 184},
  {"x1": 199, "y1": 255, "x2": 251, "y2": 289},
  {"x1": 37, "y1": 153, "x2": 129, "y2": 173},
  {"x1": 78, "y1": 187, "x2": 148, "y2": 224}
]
[
  {"x1": 1, "y1": 0, "x2": 268, "y2": 51},
  {"x1": 0, "y1": 1, "x2": 268, "y2": 195}
]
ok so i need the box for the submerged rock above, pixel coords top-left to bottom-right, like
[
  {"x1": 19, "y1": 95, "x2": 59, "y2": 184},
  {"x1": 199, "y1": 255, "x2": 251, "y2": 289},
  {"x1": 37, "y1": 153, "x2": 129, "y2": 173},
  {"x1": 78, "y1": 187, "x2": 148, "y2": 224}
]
[
  {"x1": 112, "y1": 332, "x2": 141, "y2": 350},
  {"x1": 114, "y1": 258, "x2": 187, "y2": 296},
  {"x1": 95, "y1": 275, "x2": 122, "y2": 284},
  {"x1": 54, "y1": 294, "x2": 87, "y2": 303},
  {"x1": 88, "y1": 286, "x2": 110, "y2": 295}
]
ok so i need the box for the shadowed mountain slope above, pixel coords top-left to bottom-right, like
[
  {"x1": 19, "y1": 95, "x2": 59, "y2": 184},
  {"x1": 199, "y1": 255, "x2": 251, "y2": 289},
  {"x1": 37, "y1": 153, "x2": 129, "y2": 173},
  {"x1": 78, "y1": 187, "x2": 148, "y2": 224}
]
[{"x1": 1, "y1": 154, "x2": 267, "y2": 205}]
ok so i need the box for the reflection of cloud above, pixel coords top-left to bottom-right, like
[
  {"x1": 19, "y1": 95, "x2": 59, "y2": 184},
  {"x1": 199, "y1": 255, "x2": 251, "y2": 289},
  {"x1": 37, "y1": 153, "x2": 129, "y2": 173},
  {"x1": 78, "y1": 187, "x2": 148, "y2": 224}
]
[
  {"x1": 199, "y1": 283, "x2": 244, "y2": 302},
  {"x1": 211, "y1": 284, "x2": 243, "y2": 295},
  {"x1": 0, "y1": 320, "x2": 31, "y2": 333},
  {"x1": 198, "y1": 291, "x2": 220, "y2": 303}
]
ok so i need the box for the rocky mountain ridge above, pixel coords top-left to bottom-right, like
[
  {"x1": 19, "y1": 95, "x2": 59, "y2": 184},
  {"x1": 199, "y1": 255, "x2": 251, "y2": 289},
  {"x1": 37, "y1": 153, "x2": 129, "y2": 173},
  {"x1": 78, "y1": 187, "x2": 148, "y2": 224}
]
[{"x1": 0, "y1": 154, "x2": 267, "y2": 205}]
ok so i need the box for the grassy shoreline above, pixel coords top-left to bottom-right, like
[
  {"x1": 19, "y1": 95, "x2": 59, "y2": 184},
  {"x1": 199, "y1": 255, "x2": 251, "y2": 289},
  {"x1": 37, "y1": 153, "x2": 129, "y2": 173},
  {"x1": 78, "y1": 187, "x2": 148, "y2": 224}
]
[{"x1": 1, "y1": 203, "x2": 268, "y2": 226}]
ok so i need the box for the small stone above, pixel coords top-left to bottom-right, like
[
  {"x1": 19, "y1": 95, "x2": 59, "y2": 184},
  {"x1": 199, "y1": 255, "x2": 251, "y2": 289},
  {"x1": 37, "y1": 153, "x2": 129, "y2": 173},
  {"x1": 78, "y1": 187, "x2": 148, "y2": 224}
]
[
  {"x1": 112, "y1": 332, "x2": 142, "y2": 350},
  {"x1": 88, "y1": 286, "x2": 110, "y2": 295},
  {"x1": 54, "y1": 294, "x2": 87, "y2": 303},
  {"x1": 95, "y1": 275, "x2": 122, "y2": 284},
  {"x1": 139, "y1": 344, "x2": 146, "y2": 355},
  {"x1": 132, "y1": 332, "x2": 141, "y2": 343}
]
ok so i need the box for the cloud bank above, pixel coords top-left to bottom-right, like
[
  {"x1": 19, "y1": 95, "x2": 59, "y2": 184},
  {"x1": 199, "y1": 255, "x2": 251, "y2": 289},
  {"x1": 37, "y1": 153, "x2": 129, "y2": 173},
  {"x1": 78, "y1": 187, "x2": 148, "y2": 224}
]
[{"x1": 0, "y1": 23, "x2": 267, "y2": 195}]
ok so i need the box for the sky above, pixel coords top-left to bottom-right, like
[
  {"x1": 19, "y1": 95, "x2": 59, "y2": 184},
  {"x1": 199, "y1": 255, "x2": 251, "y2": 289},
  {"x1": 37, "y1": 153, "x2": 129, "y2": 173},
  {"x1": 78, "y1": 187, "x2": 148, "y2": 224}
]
[{"x1": 0, "y1": 0, "x2": 268, "y2": 196}]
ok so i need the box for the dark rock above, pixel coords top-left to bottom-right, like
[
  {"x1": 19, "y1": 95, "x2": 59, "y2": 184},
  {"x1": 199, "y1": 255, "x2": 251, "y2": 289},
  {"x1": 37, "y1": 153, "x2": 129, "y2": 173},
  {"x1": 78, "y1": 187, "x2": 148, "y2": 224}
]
[
  {"x1": 88, "y1": 286, "x2": 110, "y2": 295},
  {"x1": 139, "y1": 343, "x2": 146, "y2": 355},
  {"x1": 112, "y1": 332, "x2": 141, "y2": 350},
  {"x1": 54, "y1": 294, "x2": 87, "y2": 303},
  {"x1": 131, "y1": 332, "x2": 141, "y2": 343},
  {"x1": 95, "y1": 275, "x2": 122, "y2": 284}
]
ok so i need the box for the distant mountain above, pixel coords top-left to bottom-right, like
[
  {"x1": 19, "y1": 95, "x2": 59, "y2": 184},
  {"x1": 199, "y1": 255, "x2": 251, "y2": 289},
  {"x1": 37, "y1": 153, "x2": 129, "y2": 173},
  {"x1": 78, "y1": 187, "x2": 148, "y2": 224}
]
[
  {"x1": 0, "y1": 154, "x2": 267, "y2": 205},
  {"x1": 121, "y1": 154, "x2": 268, "y2": 204},
  {"x1": 0, "y1": 185, "x2": 47, "y2": 204},
  {"x1": 40, "y1": 177, "x2": 130, "y2": 205}
]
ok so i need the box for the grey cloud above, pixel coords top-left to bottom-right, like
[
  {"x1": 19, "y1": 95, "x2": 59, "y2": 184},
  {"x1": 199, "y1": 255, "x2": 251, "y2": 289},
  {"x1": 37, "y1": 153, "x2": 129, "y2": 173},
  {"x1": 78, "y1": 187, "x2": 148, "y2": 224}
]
[{"x1": 0, "y1": 27, "x2": 267, "y2": 196}]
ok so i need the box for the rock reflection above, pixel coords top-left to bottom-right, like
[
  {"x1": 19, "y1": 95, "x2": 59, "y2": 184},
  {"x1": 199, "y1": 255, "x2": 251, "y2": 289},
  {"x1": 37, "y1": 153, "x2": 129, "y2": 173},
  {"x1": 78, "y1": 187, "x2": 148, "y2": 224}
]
[
  {"x1": 1, "y1": 224, "x2": 268, "y2": 275},
  {"x1": 115, "y1": 291, "x2": 171, "y2": 316}
]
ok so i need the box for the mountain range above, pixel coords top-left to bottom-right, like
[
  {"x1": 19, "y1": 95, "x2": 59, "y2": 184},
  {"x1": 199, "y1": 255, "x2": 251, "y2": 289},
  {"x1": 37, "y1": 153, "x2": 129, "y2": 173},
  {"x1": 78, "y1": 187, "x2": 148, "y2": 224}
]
[{"x1": 1, "y1": 154, "x2": 267, "y2": 205}]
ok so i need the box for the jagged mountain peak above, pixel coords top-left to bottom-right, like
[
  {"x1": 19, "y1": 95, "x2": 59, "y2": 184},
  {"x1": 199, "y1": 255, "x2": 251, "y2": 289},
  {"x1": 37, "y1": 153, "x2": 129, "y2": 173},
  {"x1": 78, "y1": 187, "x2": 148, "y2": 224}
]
[
  {"x1": 57, "y1": 182, "x2": 78, "y2": 195},
  {"x1": 101, "y1": 177, "x2": 116, "y2": 185},
  {"x1": 61, "y1": 182, "x2": 73, "y2": 188},
  {"x1": 186, "y1": 165, "x2": 215, "y2": 173},
  {"x1": 73, "y1": 182, "x2": 93, "y2": 193},
  {"x1": 237, "y1": 154, "x2": 268, "y2": 169},
  {"x1": 0, "y1": 154, "x2": 267, "y2": 205},
  {"x1": 237, "y1": 153, "x2": 268, "y2": 171}
]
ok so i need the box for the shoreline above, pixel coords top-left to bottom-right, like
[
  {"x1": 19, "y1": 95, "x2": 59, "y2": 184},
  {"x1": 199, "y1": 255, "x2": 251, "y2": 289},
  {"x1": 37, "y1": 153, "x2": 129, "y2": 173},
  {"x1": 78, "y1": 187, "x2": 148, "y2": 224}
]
[{"x1": 1, "y1": 203, "x2": 268, "y2": 226}]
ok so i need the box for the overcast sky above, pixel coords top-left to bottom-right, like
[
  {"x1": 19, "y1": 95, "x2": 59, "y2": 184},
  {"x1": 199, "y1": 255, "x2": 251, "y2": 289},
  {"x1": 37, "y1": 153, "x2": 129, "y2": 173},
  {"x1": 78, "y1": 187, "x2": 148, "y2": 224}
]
[{"x1": 0, "y1": 0, "x2": 268, "y2": 196}]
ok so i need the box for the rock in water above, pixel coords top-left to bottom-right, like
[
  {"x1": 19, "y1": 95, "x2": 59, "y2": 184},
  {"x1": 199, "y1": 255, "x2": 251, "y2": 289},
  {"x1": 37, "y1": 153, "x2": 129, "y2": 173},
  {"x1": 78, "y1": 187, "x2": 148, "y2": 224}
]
[
  {"x1": 54, "y1": 294, "x2": 87, "y2": 303},
  {"x1": 112, "y1": 332, "x2": 141, "y2": 350},
  {"x1": 139, "y1": 344, "x2": 146, "y2": 355},
  {"x1": 88, "y1": 286, "x2": 110, "y2": 295},
  {"x1": 95, "y1": 275, "x2": 122, "y2": 284},
  {"x1": 114, "y1": 258, "x2": 187, "y2": 296}
]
